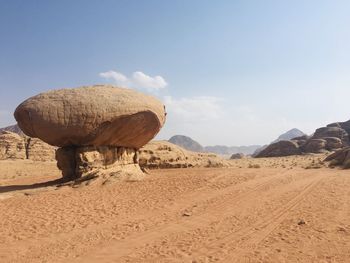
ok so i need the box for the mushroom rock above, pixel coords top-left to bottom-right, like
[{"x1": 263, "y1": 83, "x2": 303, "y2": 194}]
[
  {"x1": 15, "y1": 85, "x2": 166, "y2": 183},
  {"x1": 14, "y1": 85, "x2": 166, "y2": 148}
]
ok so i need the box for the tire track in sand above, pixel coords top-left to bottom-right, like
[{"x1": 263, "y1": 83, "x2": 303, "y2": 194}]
[
  {"x1": 74, "y1": 171, "x2": 288, "y2": 263},
  {"x1": 190, "y1": 175, "x2": 324, "y2": 263}
]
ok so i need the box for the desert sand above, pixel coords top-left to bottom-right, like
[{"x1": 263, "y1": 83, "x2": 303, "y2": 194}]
[{"x1": 0, "y1": 155, "x2": 349, "y2": 262}]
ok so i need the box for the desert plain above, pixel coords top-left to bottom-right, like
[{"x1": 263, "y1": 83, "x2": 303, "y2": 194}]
[{"x1": 0, "y1": 154, "x2": 349, "y2": 263}]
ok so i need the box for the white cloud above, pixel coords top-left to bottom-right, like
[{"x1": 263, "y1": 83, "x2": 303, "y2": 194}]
[
  {"x1": 132, "y1": 71, "x2": 167, "y2": 90},
  {"x1": 99, "y1": 70, "x2": 129, "y2": 86},
  {"x1": 163, "y1": 96, "x2": 223, "y2": 122},
  {"x1": 99, "y1": 70, "x2": 167, "y2": 91}
]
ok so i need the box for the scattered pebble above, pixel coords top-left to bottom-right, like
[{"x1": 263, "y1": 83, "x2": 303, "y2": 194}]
[
  {"x1": 183, "y1": 212, "x2": 192, "y2": 217},
  {"x1": 298, "y1": 219, "x2": 306, "y2": 225}
]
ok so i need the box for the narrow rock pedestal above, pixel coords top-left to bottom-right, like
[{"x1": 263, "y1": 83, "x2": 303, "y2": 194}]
[{"x1": 56, "y1": 146, "x2": 145, "y2": 184}]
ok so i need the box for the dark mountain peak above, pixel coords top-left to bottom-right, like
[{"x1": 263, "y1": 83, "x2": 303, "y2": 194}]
[
  {"x1": 0, "y1": 124, "x2": 24, "y2": 136},
  {"x1": 168, "y1": 135, "x2": 204, "y2": 152},
  {"x1": 275, "y1": 128, "x2": 305, "y2": 142}
]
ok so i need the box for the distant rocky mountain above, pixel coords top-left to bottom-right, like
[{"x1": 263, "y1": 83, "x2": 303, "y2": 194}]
[
  {"x1": 204, "y1": 145, "x2": 261, "y2": 156},
  {"x1": 168, "y1": 135, "x2": 204, "y2": 152},
  {"x1": 273, "y1": 128, "x2": 305, "y2": 143},
  {"x1": 168, "y1": 135, "x2": 261, "y2": 155},
  {"x1": 0, "y1": 124, "x2": 24, "y2": 136}
]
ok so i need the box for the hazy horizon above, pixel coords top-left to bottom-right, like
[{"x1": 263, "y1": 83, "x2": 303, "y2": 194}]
[{"x1": 1, "y1": 0, "x2": 350, "y2": 145}]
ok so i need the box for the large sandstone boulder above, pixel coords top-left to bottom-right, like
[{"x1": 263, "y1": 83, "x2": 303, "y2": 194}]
[
  {"x1": 15, "y1": 85, "x2": 166, "y2": 182},
  {"x1": 255, "y1": 140, "x2": 301, "y2": 158},
  {"x1": 139, "y1": 141, "x2": 229, "y2": 169},
  {"x1": 0, "y1": 131, "x2": 26, "y2": 160},
  {"x1": 14, "y1": 85, "x2": 166, "y2": 148}
]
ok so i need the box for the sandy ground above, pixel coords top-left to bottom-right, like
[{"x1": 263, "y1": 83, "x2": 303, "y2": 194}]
[{"x1": 0, "y1": 156, "x2": 349, "y2": 262}]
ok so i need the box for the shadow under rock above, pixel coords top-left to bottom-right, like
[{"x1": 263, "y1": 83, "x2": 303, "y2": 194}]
[{"x1": 0, "y1": 178, "x2": 65, "y2": 194}]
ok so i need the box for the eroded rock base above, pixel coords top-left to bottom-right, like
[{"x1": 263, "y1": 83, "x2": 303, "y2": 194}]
[{"x1": 56, "y1": 146, "x2": 145, "y2": 184}]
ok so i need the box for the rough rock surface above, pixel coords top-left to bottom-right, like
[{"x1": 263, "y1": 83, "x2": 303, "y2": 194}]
[
  {"x1": 15, "y1": 85, "x2": 166, "y2": 148},
  {"x1": 302, "y1": 139, "x2": 327, "y2": 154},
  {"x1": 27, "y1": 138, "x2": 56, "y2": 161},
  {"x1": 139, "y1": 141, "x2": 229, "y2": 169},
  {"x1": 313, "y1": 127, "x2": 349, "y2": 146},
  {"x1": 257, "y1": 120, "x2": 350, "y2": 158},
  {"x1": 0, "y1": 131, "x2": 26, "y2": 160},
  {"x1": 255, "y1": 140, "x2": 301, "y2": 158},
  {"x1": 323, "y1": 137, "x2": 343, "y2": 151},
  {"x1": 327, "y1": 120, "x2": 350, "y2": 135},
  {"x1": 56, "y1": 146, "x2": 144, "y2": 182},
  {"x1": 291, "y1": 135, "x2": 310, "y2": 141},
  {"x1": 230, "y1": 153, "x2": 245, "y2": 159},
  {"x1": 324, "y1": 147, "x2": 350, "y2": 169}
]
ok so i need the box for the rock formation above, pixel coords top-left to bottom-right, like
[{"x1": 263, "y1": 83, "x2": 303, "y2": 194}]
[
  {"x1": 139, "y1": 141, "x2": 229, "y2": 169},
  {"x1": 26, "y1": 138, "x2": 56, "y2": 161},
  {"x1": 253, "y1": 128, "x2": 305, "y2": 157},
  {"x1": 324, "y1": 147, "x2": 350, "y2": 169},
  {"x1": 14, "y1": 85, "x2": 166, "y2": 183},
  {"x1": 256, "y1": 120, "x2": 350, "y2": 158},
  {"x1": 230, "y1": 153, "x2": 245, "y2": 159},
  {"x1": 312, "y1": 127, "x2": 349, "y2": 146},
  {"x1": 15, "y1": 85, "x2": 165, "y2": 148},
  {"x1": 0, "y1": 130, "x2": 57, "y2": 161},
  {"x1": 0, "y1": 131, "x2": 26, "y2": 160},
  {"x1": 323, "y1": 137, "x2": 343, "y2": 151},
  {"x1": 327, "y1": 120, "x2": 350, "y2": 135},
  {"x1": 302, "y1": 139, "x2": 327, "y2": 154},
  {"x1": 255, "y1": 140, "x2": 301, "y2": 158}
]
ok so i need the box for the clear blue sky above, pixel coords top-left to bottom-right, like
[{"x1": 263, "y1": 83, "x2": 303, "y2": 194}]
[{"x1": 1, "y1": 0, "x2": 350, "y2": 145}]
